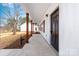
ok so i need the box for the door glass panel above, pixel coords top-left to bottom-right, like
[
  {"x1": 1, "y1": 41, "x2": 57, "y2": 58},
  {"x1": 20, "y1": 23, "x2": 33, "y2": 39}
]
[{"x1": 53, "y1": 23, "x2": 55, "y2": 33}]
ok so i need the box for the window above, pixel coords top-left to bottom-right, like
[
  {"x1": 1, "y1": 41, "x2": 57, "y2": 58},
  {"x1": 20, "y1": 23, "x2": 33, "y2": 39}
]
[{"x1": 39, "y1": 20, "x2": 45, "y2": 32}]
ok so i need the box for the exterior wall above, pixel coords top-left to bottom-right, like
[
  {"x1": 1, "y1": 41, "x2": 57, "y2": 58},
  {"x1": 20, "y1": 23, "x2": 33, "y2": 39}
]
[
  {"x1": 39, "y1": 4, "x2": 59, "y2": 44},
  {"x1": 20, "y1": 22, "x2": 38, "y2": 32},
  {"x1": 39, "y1": 3, "x2": 79, "y2": 56},
  {"x1": 28, "y1": 22, "x2": 31, "y2": 32},
  {"x1": 20, "y1": 23, "x2": 26, "y2": 32},
  {"x1": 34, "y1": 25, "x2": 39, "y2": 32},
  {"x1": 59, "y1": 4, "x2": 79, "y2": 56},
  {"x1": 20, "y1": 22, "x2": 31, "y2": 32}
]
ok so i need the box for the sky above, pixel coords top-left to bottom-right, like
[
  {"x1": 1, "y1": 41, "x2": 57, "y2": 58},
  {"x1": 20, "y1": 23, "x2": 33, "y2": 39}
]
[{"x1": 0, "y1": 3, "x2": 26, "y2": 27}]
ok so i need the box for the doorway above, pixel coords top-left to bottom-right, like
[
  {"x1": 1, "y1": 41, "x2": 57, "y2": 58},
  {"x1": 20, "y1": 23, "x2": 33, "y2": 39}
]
[{"x1": 51, "y1": 7, "x2": 59, "y2": 51}]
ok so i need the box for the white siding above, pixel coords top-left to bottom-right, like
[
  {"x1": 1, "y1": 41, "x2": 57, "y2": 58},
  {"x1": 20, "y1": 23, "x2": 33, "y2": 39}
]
[
  {"x1": 20, "y1": 22, "x2": 31, "y2": 32},
  {"x1": 59, "y1": 4, "x2": 79, "y2": 56},
  {"x1": 20, "y1": 23, "x2": 26, "y2": 32},
  {"x1": 34, "y1": 25, "x2": 39, "y2": 32},
  {"x1": 39, "y1": 3, "x2": 59, "y2": 44}
]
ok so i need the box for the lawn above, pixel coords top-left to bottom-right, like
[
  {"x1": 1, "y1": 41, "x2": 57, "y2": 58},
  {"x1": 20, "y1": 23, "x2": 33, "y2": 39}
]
[{"x1": 0, "y1": 32, "x2": 26, "y2": 49}]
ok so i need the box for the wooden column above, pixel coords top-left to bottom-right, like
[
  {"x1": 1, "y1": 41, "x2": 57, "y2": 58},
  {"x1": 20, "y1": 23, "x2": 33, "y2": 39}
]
[
  {"x1": 26, "y1": 13, "x2": 29, "y2": 43},
  {"x1": 32, "y1": 23, "x2": 34, "y2": 34},
  {"x1": 31, "y1": 20, "x2": 32, "y2": 36}
]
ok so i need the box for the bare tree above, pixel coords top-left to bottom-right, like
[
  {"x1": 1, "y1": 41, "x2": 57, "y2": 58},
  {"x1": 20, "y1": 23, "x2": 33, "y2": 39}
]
[
  {"x1": 11, "y1": 4, "x2": 19, "y2": 35},
  {"x1": 0, "y1": 3, "x2": 21, "y2": 34}
]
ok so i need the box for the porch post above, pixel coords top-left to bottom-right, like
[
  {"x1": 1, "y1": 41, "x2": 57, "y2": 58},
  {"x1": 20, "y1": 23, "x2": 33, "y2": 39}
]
[
  {"x1": 32, "y1": 23, "x2": 34, "y2": 34},
  {"x1": 31, "y1": 20, "x2": 32, "y2": 36},
  {"x1": 26, "y1": 13, "x2": 29, "y2": 43}
]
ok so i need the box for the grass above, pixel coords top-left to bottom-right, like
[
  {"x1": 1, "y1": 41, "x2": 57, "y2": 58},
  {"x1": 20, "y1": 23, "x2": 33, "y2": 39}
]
[{"x1": 0, "y1": 32, "x2": 26, "y2": 49}]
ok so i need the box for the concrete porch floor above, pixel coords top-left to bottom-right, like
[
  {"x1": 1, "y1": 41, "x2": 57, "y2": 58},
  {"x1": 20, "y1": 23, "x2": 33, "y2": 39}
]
[{"x1": 0, "y1": 34, "x2": 58, "y2": 56}]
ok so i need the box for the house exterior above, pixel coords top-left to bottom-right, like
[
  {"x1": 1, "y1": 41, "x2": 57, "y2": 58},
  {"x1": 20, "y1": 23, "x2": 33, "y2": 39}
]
[
  {"x1": 20, "y1": 23, "x2": 26, "y2": 32},
  {"x1": 20, "y1": 22, "x2": 38, "y2": 32}
]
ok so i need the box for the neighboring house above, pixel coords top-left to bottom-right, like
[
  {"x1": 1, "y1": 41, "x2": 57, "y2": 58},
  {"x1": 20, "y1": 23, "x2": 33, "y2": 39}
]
[
  {"x1": 19, "y1": 22, "x2": 32, "y2": 32},
  {"x1": 33, "y1": 25, "x2": 39, "y2": 32},
  {"x1": 20, "y1": 23, "x2": 26, "y2": 32},
  {"x1": 20, "y1": 22, "x2": 38, "y2": 32}
]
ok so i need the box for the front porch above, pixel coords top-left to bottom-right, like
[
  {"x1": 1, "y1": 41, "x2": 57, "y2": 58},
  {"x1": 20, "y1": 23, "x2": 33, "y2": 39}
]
[{"x1": 0, "y1": 34, "x2": 58, "y2": 56}]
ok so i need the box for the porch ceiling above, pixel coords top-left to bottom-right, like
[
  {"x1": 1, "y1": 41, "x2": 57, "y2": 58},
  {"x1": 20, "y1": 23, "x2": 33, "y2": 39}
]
[{"x1": 20, "y1": 3, "x2": 51, "y2": 25}]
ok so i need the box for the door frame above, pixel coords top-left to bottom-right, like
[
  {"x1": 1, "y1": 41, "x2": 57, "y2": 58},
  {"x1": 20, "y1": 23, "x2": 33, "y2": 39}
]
[{"x1": 50, "y1": 7, "x2": 59, "y2": 51}]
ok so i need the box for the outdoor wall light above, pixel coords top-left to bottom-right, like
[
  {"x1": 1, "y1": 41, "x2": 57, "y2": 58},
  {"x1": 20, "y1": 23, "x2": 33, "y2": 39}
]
[{"x1": 46, "y1": 14, "x2": 48, "y2": 17}]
